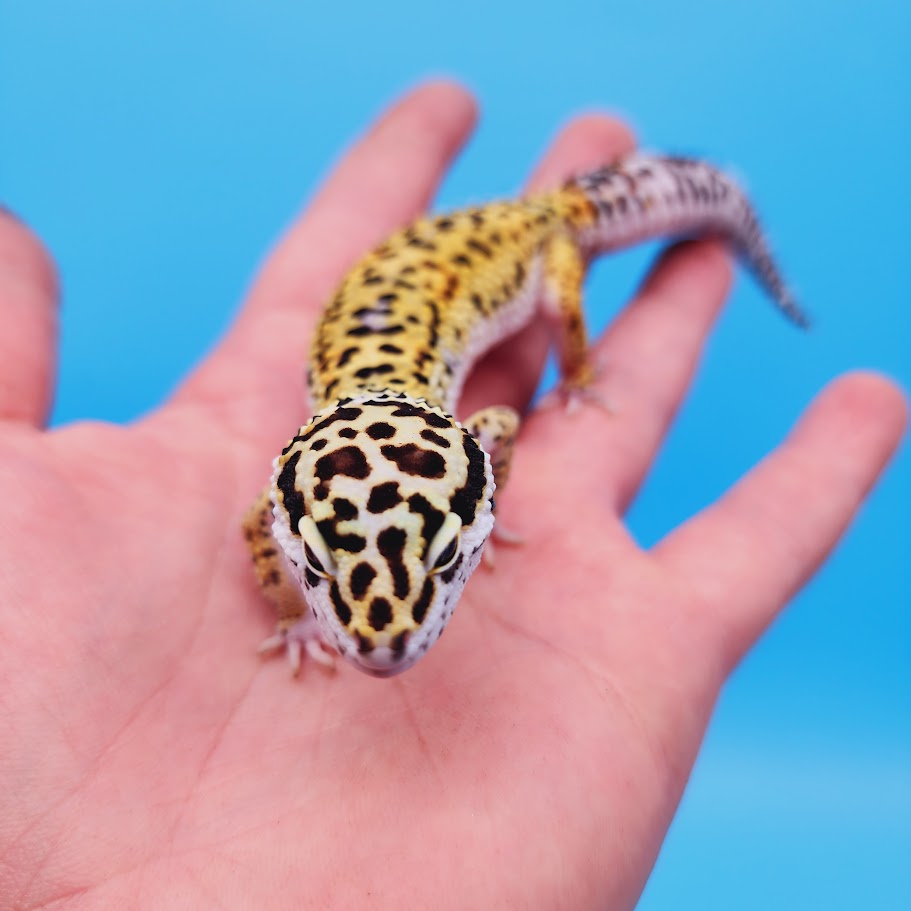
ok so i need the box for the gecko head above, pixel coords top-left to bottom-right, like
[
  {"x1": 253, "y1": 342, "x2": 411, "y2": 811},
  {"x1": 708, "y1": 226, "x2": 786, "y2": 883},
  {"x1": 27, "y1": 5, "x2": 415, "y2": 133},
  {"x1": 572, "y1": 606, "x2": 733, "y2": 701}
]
[{"x1": 270, "y1": 392, "x2": 495, "y2": 676}]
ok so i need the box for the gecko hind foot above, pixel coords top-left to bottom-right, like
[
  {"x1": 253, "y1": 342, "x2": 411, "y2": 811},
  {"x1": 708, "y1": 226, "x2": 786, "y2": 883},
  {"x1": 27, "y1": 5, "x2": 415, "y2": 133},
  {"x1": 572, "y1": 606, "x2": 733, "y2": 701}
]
[
  {"x1": 539, "y1": 356, "x2": 615, "y2": 415},
  {"x1": 539, "y1": 383, "x2": 615, "y2": 416}
]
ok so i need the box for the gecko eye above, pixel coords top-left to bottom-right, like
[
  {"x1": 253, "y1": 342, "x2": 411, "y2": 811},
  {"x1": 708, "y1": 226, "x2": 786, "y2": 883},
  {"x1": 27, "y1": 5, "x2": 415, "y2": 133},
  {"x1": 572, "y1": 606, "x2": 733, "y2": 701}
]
[
  {"x1": 426, "y1": 512, "x2": 462, "y2": 574},
  {"x1": 299, "y1": 516, "x2": 336, "y2": 579}
]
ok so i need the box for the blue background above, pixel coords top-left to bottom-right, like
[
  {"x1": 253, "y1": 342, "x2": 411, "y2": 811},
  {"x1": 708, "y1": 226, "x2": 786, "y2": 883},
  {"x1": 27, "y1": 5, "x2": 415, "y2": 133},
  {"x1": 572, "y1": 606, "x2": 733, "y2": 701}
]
[{"x1": 2, "y1": 1, "x2": 908, "y2": 906}]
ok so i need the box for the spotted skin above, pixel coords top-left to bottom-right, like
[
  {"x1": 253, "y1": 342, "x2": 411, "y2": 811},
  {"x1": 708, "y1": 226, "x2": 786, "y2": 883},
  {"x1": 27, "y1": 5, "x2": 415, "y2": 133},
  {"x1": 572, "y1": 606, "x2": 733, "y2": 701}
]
[{"x1": 244, "y1": 152, "x2": 806, "y2": 677}]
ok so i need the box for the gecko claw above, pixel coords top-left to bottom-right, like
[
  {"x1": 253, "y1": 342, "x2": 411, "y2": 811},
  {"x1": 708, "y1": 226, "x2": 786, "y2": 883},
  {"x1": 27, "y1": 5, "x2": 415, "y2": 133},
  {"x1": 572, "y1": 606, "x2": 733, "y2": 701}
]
[
  {"x1": 258, "y1": 613, "x2": 337, "y2": 676},
  {"x1": 538, "y1": 354, "x2": 615, "y2": 415},
  {"x1": 482, "y1": 521, "x2": 525, "y2": 569}
]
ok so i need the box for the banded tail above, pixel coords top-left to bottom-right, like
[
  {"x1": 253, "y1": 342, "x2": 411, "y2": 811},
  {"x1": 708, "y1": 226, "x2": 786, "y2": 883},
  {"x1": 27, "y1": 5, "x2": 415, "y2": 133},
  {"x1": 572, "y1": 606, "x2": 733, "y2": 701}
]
[{"x1": 565, "y1": 153, "x2": 808, "y2": 328}]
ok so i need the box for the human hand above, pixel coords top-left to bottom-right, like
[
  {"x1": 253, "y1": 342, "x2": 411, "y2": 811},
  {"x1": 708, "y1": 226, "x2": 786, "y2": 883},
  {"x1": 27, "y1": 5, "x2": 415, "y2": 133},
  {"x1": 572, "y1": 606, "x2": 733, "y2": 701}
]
[{"x1": 0, "y1": 82, "x2": 905, "y2": 910}]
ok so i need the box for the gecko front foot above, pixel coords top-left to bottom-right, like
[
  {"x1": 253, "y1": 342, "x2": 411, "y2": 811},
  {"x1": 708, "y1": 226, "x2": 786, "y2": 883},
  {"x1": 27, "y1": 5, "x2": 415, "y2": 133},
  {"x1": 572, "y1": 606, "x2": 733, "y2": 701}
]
[
  {"x1": 482, "y1": 520, "x2": 526, "y2": 569},
  {"x1": 258, "y1": 612, "x2": 337, "y2": 676}
]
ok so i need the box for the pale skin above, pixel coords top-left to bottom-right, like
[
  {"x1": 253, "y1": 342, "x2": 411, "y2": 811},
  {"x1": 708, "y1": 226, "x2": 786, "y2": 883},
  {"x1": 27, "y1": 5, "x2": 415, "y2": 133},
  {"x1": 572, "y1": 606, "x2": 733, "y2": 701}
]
[{"x1": 0, "y1": 82, "x2": 905, "y2": 910}]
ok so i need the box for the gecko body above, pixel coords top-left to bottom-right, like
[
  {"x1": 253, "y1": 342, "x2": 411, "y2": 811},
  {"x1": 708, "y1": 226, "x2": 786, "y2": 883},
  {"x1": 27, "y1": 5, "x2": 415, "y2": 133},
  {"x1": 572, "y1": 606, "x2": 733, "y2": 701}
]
[{"x1": 244, "y1": 154, "x2": 806, "y2": 677}]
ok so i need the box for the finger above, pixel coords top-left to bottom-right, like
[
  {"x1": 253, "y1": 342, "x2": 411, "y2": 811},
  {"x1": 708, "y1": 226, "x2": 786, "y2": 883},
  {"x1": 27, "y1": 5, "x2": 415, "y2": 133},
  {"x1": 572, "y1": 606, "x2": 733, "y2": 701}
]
[
  {"x1": 653, "y1": 372, "x2": 907, "y2": 668},
  {"x1": 0, "y1": 209, "x2": 59, "y2": 426},
  {"x1": 459, "y1": 114, "x2": 636, "y2": 419},
  {"x1": 251, "y1": 80, "x2": 478, "y2": 322},
  {"x1": 176, "y1": 81, "x2": 477, "y2": 414},
  {"x1": 597, "y1": 239, "x2": 732, "y2": 510}
]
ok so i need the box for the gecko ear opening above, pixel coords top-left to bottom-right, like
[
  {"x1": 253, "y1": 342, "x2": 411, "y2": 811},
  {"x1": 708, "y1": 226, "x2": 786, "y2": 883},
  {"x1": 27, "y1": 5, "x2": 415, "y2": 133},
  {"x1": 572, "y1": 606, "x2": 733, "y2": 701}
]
[
  {"x1": 299, "y1": 516, "x2": 337, "y2": 579},
  {"x1": 425, "y1": 512, "x2": 462, "y2": 574}
]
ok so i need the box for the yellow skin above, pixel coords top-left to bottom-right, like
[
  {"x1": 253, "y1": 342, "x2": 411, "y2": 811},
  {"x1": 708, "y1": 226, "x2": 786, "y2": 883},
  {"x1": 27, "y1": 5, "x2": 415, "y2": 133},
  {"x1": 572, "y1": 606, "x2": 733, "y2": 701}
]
[
  {"x1": 0, "y1": 83, "x2": 905, "y2": 909},
  {"x1": 245, "y1": 148, "x2": 809, "y2": 677}
]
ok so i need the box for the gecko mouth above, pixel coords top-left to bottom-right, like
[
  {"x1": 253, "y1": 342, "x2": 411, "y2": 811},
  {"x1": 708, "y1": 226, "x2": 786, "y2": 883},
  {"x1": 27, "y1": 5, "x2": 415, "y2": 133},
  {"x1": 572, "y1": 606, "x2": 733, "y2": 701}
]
[{"x1": 345, "y1": 641, "x2": 417, "y2": 677}]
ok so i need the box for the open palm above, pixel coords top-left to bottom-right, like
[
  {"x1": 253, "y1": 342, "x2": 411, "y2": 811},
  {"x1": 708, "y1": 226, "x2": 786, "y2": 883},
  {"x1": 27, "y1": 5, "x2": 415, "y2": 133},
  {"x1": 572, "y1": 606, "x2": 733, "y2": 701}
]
[{"x1": 0, "y1": 83, "x2": 904, "y2": 910}]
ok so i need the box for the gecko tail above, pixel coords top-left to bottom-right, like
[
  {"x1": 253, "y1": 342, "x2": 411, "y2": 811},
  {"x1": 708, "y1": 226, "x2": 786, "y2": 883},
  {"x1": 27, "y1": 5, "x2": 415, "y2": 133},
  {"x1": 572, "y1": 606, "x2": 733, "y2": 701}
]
[{"x1": 566, "y1": 153, "x2": 810, "y2": 328}]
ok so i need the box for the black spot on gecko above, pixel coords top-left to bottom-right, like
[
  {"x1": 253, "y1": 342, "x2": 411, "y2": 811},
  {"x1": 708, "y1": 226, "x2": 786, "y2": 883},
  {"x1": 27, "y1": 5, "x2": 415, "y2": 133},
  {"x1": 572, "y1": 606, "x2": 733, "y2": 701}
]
[
  {"x1": 315, "y1": 446, "x2": 370, "y2": 481},
  {"x1": 390, "y1": 629, "x2": 409, "y2": 657},
  {"x1": 317, "y1": 518, "x2": 366, "y2": 554},
  {"x1": 310, "y1": 438, "x2": 328, "y2": 451},
  {"x1": 347, "y1": 324, "x2": 405, "y2": 337},
  {"x1": 338, "y1": 427, "x2": 358, "y2": 439},
  {"x1": 406, "y1": 236, "x2": 436, "y2": 251},
  {"x1": 380, "y1": 444, "x2": 446, "y2": 478},
  {"x1": 451, "y1": 253, "x2": 472, "y2": 268},
  {"x1": 355, "y1": 364, "x2": 395, "y2": 380},
  {"x1": 442, "y1": 274, "x2": 459, "y2": 301},
  {"x1": 336, "y1": 347, "x2": 360, "y2": 368},
  {"x1": 450, "y1": 431, "x2": 487, "y2": 525},
  {"x1": 367, "y1": 482, "x2": 402, "y2": 513},
  {"x1": 420, "y1": 429, "x2": 450, "y2": 448},
  {"x1": 388, "y1": 402, "x2": 451, "y2": 429},
  {"x1": 366, "y1": 422, "x2": 396, "y2": 440},
  {"x1": 276, "y1": 451, "x2": 305, "y2": 536},
  {"x1": 379, "y1": 343, "x2": 404, "y2": 355},
  {"x1": 333, "y1": 498, "x2": 358, "y2": 521},
  {"x1": 305, "y1": 568, "x2": 322, "y2": 587},
  {"x1": 408, "y1": 493, "x2": 445, "y2": 558},
  {"x1": 301, "y1": 407, "x2": 363, "y2": 442},
  {"x1": 466, "y1": 238, "x2": 492, "y2": 258},
  {"x1": 377, "y1": 526, "x2": 406, "y2": 559},
  {"x1": 425, "y1": 300, "x2": 440, "y2": 347},
  {"x1": 350, "y1": 562, "x2": 377, "y2": 599},
  {"x1": 330, "y1": 582, "x2": 352, "y2": 625},
  {"x1": 368, "y1": 597, "x2": 393, "y2": 631},
  {"x1": 377, "y1": 526, "x2": 410, "y2": 599},
  {"x1": 412, "y1": 578, "x2": 434, "y2": 624}
]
